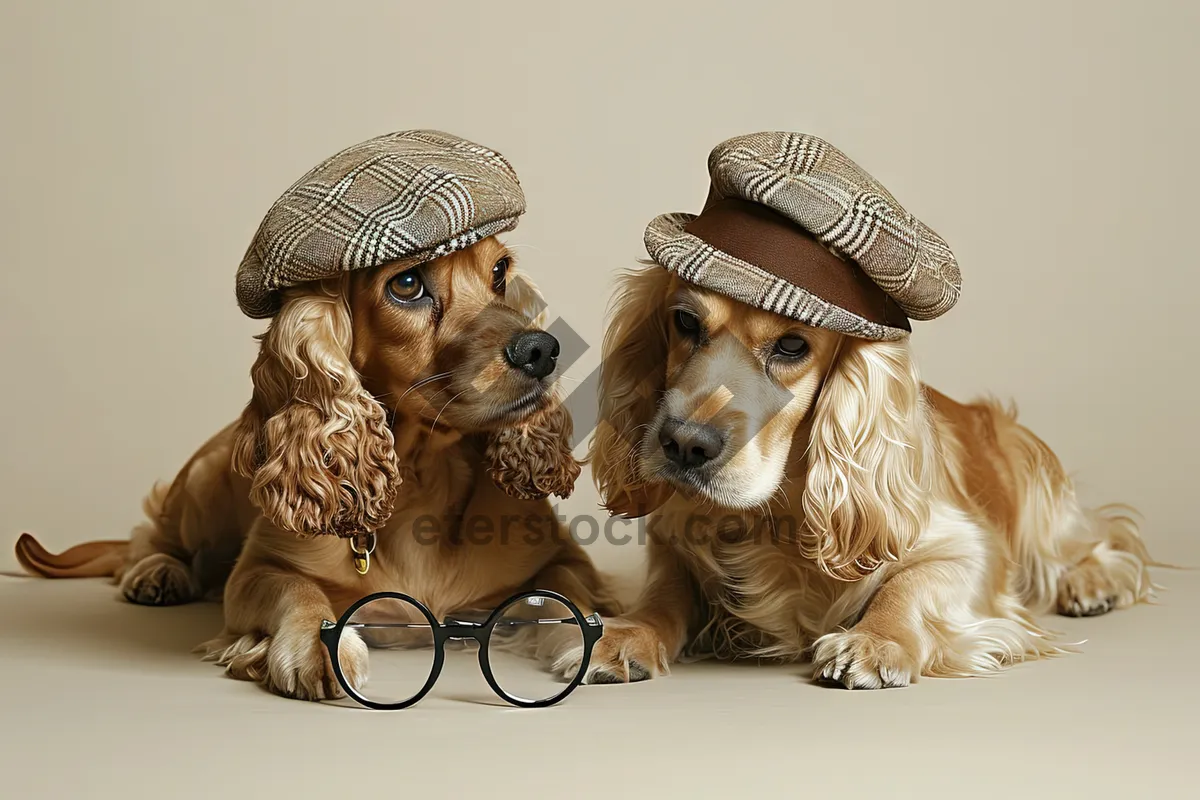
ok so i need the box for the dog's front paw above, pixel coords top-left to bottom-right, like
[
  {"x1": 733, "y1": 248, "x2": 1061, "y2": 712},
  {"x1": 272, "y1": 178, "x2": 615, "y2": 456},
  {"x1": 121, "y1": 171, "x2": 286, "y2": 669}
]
[
  {"x1": 812, "y1": 630, "x2": 918, "y2": 690},
  {"x1": 554, "y1": 620, "x2": 670, "y2": 685},
  {"x1": 200, "y1": 623, "x2": 368, "y2": 701}
]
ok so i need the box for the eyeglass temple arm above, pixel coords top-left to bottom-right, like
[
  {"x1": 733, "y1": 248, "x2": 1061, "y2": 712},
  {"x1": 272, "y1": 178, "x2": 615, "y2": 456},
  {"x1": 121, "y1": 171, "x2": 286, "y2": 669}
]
[
  {"x1": 446, "y1": 615, "x2": 602, "y2": 628},
  {"x1": 321, "y1": 613, "x2": 603, "y2": 630}
]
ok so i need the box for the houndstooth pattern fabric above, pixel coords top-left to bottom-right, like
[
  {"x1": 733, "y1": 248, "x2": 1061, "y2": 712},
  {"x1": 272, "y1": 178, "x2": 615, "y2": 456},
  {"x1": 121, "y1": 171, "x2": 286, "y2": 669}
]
[
  {"x1": 236, "y1": 130, "x2": 525, "y2": 318},
  {"x1": 705, "y1": 131, "x2": 961, "y2": 321},
  {"x1": 646, "y1": 213, "x2": 908, "y2": 341}
]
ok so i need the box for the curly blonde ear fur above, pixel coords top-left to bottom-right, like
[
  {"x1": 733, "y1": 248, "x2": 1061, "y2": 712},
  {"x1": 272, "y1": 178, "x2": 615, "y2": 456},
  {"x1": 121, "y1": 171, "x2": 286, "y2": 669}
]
[
  {"x1": 232, "y1": 279, "x2": 399, "y2": 537},
  {"x1": 589, "y1": 266, "x2": 676, "y2": 518},
  {"x1": 801, "y1": 338, "x2": 931, "y2": 580}
]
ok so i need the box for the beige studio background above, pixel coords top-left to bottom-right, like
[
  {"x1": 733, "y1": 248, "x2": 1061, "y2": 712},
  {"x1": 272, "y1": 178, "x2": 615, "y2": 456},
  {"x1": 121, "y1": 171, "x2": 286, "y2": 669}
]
[{"x1": 1, "y1": 2, "x2": 1198, "y2": 799}]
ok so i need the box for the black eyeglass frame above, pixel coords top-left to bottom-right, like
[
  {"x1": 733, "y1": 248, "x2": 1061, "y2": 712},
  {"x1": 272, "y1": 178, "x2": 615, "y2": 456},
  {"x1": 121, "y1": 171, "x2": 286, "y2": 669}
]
[{"x1": 319, "y1": 589, "x2": 603, "y2": 710}]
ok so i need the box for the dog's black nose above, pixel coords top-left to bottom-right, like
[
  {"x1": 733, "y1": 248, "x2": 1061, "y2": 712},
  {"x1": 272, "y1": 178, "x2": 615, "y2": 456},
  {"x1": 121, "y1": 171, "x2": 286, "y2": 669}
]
[
  {"x1": 504, "y1": 330, "x2": 560, "y2": 380},
  {"x1": 659, "y1": 418, "x2": 724, "y2": 469}
]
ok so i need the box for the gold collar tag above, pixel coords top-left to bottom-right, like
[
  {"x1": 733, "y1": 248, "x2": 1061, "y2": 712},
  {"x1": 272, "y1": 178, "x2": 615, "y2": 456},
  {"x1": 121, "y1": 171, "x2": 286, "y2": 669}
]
[{"x1": 350, "y1": 532, "x2": 376, "y2": 576}]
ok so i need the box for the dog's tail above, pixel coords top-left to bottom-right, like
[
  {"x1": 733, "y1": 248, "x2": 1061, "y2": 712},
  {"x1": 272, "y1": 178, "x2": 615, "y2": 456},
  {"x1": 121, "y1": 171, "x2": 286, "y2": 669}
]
[
  {"x1": 13, "y1": 481, "x2": 169, "y2": 579},
  {"x1": 15, "y1": 534, "x2": 128, "y2": 578}
]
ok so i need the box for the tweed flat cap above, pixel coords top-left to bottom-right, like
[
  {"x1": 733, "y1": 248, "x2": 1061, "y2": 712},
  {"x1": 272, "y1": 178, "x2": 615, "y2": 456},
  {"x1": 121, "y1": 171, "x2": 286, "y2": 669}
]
[
  {"x1": 236, "y1": 130, "x2": 525, "y2": 318},
  {"x1": 645, "y1": 132, "x2": 961, "y2": 340}
]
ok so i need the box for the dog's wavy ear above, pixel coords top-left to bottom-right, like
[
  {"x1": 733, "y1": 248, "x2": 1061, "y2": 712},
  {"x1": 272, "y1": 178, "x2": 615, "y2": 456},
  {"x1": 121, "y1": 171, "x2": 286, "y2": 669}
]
[
  {"x1": 485, "y1": 396, "x2": 581, "y2": 500},
  {"x1": 801, "y1": 338, "x2": 930, "y2": 580},
  {"x1": 231, "y1": 279, "x2": 399, "y2": 537},
  {"x1": 588, "y1": 265, "x2": 676, "y2": 518}
]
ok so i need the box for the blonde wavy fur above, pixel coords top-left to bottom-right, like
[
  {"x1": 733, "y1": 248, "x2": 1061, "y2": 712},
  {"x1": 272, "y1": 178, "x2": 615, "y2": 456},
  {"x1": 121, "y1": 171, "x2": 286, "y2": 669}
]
[{"x1": 232, "y1": 278, "x2": 399, "y2": 538}]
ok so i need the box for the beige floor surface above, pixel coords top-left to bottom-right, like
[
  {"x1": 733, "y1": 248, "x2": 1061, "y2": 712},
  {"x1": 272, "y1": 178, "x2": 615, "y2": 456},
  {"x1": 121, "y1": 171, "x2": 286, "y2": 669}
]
[{"x1": 1, "y1": 564, "x2": 1196, "y2": 799}]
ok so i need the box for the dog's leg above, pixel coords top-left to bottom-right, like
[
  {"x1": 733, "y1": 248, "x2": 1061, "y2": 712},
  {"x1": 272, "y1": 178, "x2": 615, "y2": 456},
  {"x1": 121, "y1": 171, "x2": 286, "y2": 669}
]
[
  {"x1": 813, "y1": 508, "x2": 1056, "y2": 689},
  {"x1": 1004, "y1": 452, "x2": 1156, "y2": 617},
  {"x1": 117, "y1": 428, "x2": 252, "y2": 605},
  {"x1": 811, "y1": 562, "x2": 933, "y2": 689},
  {"x1": 973, "y1": 403, "x2": 1157, "y2": 617},
  {"x1": 199, "y1": 560, "x2": 367, "y2": 701},
  {"x1": 555, "y1": 538, "x2": 696, "y2": 684},
  {"x1": 117, "y1": 483, "x2": 202, "y2": 606},
  {"x1": 1056, "y1": 506, "x2": 1155, "y2": 617}
]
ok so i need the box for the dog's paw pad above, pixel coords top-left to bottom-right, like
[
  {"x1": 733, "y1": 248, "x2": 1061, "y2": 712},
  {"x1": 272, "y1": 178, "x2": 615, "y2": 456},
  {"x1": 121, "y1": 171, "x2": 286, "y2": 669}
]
[
  {"x1": 1059, "y1": 594, "x2": 1117, "y2": 617},
  {"x1": 574, "y1": 622, "x2": 669, "y2": 685},
  {"x1": 1057, "y1": 560, "x2": 1122, "y2": 618},
  {"x1": 587, "y1": 669, "x2": 629, "y2": 685},
  {"x1": 120, "y1": 554, "x2": 196, "y2": 606},
  {"x1": 626, "y1": 659, "x2": 652, "y2": 682},
  {"x1": 263, "y1": 624, "x2": 367, "y2": 701},
  {"x1": 812, "y1": 630, "x2": 916, "y2": 690},
  {"x1": 199, "y1": 623, "x2": 367, "y2": 702}
]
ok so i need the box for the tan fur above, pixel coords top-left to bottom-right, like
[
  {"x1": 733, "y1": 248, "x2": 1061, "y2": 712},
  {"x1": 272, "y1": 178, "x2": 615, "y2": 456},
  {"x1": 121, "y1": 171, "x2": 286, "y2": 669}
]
[
  {"x1": 16, "y1": 238, "x2": 616, "y2": 700},
  {"x1": 591, "y1": 266, "x2": 677, "y2": 518},
  {"x1": 578, "y1": 267, "x2": 1158, "y2": 688}
]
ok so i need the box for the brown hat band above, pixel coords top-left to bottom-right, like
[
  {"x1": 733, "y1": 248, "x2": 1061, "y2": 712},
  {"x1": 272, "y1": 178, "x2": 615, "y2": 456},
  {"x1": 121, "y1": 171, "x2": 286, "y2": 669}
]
[{"x1": 683, "y1": 193, "x2": 911, "y2": 333}]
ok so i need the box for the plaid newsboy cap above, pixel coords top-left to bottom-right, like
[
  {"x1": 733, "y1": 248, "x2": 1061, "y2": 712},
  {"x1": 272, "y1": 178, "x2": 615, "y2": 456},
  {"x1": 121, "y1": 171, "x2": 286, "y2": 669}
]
[
  {"x1": 645, "y1": 132, "x2": 961, "y2": 340},
  {"x1": 236, "y1": 130, "x2": 526, "y2": 318}
]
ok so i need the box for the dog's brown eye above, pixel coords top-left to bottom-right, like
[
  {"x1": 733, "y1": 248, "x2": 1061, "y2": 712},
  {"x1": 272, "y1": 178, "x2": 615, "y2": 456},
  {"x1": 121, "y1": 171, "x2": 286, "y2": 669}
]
[
  {"x1": 491, "y1": 257, "x2": 510, "y2": 293},
  {"x1": 674, "y1": 310, "x2": 701, "y2": 336},
  {"x1": 387, "y1": 270, "x2": 426, "y2": 303},
  {"x1": 774, "y1": 335, "x2": 809, "y2": 359}
]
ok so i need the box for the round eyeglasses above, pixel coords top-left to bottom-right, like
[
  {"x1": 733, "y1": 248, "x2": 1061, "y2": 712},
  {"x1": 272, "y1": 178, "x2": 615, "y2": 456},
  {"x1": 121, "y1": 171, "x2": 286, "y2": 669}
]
[{"x1": 319, "y1": 589, "x2": 603, "y2": 709}]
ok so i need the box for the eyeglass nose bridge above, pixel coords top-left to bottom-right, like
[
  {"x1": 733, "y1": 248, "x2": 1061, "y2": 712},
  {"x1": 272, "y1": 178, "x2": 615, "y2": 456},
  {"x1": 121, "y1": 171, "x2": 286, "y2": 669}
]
[{"x1": 440, "y1": 616, "x2": 489, "y2": 643}]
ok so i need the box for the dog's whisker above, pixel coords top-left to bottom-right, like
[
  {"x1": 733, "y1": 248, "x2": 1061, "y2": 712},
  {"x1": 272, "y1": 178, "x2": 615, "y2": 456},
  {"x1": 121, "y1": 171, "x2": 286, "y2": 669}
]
[
  {"x1": 419, "y1": 383, "x2": 455, "y2": 403},
  {"x1": 430, "y1": 390, "x2": 468, "y2": 434},
  {"x1": 397, "y1": 372, "x2": 453, "y2": 404}
]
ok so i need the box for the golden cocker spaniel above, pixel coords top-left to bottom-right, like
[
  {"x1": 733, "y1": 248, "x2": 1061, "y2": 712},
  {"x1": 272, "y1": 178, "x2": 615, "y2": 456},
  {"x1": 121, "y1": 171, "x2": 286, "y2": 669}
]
[
  {"x1": 576, "y1": 266, "x2": 1156, "y2": 688},
  {"x1": 17, "y1": 238, "x2": 618, "y2": 700}
]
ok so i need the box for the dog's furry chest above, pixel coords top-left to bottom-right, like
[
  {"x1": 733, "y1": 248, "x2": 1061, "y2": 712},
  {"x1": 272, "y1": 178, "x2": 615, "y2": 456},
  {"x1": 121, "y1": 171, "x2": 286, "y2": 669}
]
[
  {"x1": 354, "y1": 470, "x2": 479, "y2": 615},
  {"x1": 333, "y1": 459, "x2": 558, "y2": 620},
  {"x1": 663, "y1": 513, "x2": 844, "y2": 660}
]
